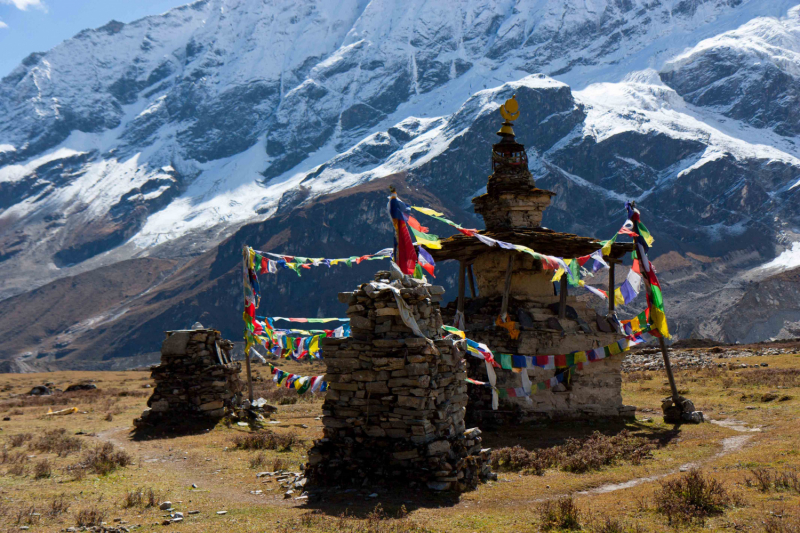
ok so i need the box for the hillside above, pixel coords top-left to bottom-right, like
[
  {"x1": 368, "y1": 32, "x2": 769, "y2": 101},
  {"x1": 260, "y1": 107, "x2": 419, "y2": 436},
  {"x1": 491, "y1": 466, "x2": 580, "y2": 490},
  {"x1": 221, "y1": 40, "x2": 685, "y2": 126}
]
[{"x1": 2, "y1": 0, "x2": 800, "y2": 368}]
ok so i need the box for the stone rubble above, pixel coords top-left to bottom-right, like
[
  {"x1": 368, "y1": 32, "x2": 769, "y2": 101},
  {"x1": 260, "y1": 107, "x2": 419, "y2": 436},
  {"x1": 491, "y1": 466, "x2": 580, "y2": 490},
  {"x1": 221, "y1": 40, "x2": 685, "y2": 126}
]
[
  {"x1": 305, "y1": 270, "x2": 493, "y2": 492},
  {"x1": 134, "y1": 329, "x2": 243, "y2": 427},
  {"x1": 623, "y1": 346, "x2": 795, "y2": 372}
]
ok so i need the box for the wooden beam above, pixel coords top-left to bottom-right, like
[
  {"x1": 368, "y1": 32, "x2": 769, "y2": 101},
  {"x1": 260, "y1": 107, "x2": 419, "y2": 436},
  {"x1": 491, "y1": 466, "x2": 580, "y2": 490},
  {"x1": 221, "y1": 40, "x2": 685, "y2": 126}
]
[
  {"x1": 659, "y1": 336, "x2": 680, "y2": 402},
  {"x1": 558, "y1": 275, "x2": 567, "y2": 319},
  {"x1": 245, "y1": 350, "x2": 254, "y2": 403},
  {"x1": 467, "y1": 264, "x2": 477, "y2": 298},
  {"x1": 608, "y1": 261, "x2": 615, "y2": 315},
  {"x1": 457, "y1": 261, "x2": 466, "y2": 318},
  {"x1": 634, "y1": 253, "x2": 680, "y2": 404},
  {"x1": 500, "y1": 255, "x2": 513, "y2": 321}
]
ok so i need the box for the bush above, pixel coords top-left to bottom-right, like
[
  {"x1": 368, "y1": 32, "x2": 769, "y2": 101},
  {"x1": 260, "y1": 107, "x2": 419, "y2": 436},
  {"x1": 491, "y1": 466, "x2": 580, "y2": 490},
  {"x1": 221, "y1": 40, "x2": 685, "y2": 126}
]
[
  {"x1": 30, "y1": 428, "x2": 82, "y2": 457},
  {"x1": 72, "y1": 443, "x2": 132, "y2": 476},
  {"x1": 33, "y1": 459, "x2": 52, "y2": 479},
  {"x1": 491, "y1": 431, "x2": 656, "y2": 475},
  {"x1": 559, "y1": 431, "x2": 655, "y2": 473},
  {"x1": 232, "y1": 430, "x2": 299, "y2": 452},
  {"x1": 745, "y1": 468, "x2": 800, "y2": 494},
  {"x1": 7, "y1": 462, "x2": 26, "y2": 476},
  {"x1": 48, "y1": 494, "x2": 70, "y2": 517},
  {"x1": 656, "y1": 469, "x2": 731, "y2": 525},
  {"x1": 8, "y1": 433, "x2": 32, "y2": 448},
  {"x1": 539, "y1": 497, "x2": 581, "y2": 531},
  {"x1": 764, "y1": 508, "x2": 800, "y2": 533},
  {"x1": 490, "y1": 445, "x2": 553, "y2": 475},
  {"x1": 123, "y1": 487, "x2": 162, "y2": 509},
  {"x1": 250, "y1": 454, "x2": 268, "y2": 469},
  {"x1": 75, "y1": 507, "x2": 105, "y2": 527}
]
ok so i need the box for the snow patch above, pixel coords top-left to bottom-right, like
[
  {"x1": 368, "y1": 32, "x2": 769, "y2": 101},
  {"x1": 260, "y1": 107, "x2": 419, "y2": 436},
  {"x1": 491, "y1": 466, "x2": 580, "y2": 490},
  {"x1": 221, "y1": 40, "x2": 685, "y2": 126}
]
[{"x1": 758, "y1": 242, "x2": 800, "y2": 273}]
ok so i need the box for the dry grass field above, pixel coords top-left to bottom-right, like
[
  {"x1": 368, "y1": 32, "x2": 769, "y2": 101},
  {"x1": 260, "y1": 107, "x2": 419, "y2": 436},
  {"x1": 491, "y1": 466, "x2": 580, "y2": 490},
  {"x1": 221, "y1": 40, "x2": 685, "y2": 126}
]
[{"x1": 0, "y1": 353, "x2": 798, "y2": 533}]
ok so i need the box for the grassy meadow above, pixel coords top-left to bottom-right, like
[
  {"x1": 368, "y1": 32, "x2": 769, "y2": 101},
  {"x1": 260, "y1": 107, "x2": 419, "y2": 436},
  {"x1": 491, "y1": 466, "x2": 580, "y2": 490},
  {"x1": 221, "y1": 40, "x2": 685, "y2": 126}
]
[{"x1": 0, "y1": 353, "x2": 798, "y2": 532}]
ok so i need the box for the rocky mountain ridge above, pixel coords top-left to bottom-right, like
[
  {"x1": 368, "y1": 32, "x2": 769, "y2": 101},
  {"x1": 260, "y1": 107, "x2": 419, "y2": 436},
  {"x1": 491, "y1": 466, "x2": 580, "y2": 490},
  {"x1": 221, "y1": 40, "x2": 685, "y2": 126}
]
[{"x1": 1, "y1": 0, "x2": 800, "y2": 368}]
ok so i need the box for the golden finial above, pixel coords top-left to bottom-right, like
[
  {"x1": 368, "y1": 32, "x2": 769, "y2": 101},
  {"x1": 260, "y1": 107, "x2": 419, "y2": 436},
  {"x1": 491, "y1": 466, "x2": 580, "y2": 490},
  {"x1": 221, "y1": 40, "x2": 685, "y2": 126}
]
[{"x1": 497, "y1": 95, "x2": 519, "y2": 137}]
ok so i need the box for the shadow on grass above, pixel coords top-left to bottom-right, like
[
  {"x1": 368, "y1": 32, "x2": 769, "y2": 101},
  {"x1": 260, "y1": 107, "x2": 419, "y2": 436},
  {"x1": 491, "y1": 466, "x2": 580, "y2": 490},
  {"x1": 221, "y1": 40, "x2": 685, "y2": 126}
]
[
  {"x1": 129, "y1": 417, "x2": 221, "y2": 441},
  {"x1": 478, "y1": 417, "x2": 681, "y2": 452},
  {"x1": 301, "y1": 487, "x2": 462, "y2": 517}
]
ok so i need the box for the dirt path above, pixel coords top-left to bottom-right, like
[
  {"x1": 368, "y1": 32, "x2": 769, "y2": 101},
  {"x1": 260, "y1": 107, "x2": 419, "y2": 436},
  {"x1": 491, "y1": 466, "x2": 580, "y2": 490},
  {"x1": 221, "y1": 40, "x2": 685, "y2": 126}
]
[
  {"x1": 577, "y1": 419, "x2": 758, "y2": 497},
  {"x1": 96, "y1": 419, "x2": 759, "y2": 511},
  {"x1": 96, "y1": 426, "x2": 293, "y2": 509}
]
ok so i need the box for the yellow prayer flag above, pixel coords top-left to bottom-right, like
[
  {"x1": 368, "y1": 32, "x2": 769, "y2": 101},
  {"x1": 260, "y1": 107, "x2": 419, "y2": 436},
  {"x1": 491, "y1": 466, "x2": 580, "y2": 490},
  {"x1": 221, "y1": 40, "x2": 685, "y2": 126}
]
[
  {"x1": 651, "y1": 308, "x2": 670, "y2": 338},
  {"x1": 412, "y1": 206, "x2": 445, "y2": 217},
  {"x1": 574, "y1": 351, "x2": 587, "y2": 363},
  {"x1": 614, "y1": 287, "x2": 625, "y2": 306},
  {"x1": 551, "y1": 268, "x2": 565, "y2": 282}
]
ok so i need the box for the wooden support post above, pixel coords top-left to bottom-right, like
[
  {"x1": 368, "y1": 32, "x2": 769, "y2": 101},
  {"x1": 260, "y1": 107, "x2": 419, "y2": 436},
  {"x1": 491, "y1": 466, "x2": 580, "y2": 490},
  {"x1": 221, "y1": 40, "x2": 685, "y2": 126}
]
[
  {"x1": 245, "y1": 350, "x2": 254, "y2": 403},
  {"x1": 635, "y1": 254, "x2": 680, "y2": 404},
  {"x1": 457, "y1": 260, "x2": 466, "y2": 320},
  {"x1": 608, "y1": 261, "x2": 616, "y2": 315},
  {"x1": 659, "y1": 336, "x2": 680, "y2": 402},
  {"x1": 467, "y1": 264, "x2": 477, "y2": 298},
  {"x1": 558, "y1": 275, "x2": 567, "y2": 319},
  {"x1": 500, "y1": 255, "x2": 513, "y2": 321}
]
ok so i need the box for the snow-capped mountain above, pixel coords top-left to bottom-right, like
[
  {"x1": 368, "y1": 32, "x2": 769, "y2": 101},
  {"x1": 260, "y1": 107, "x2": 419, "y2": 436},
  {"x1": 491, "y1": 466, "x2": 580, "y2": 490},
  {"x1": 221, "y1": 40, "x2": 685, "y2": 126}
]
[{"x1": 1, "y1": 0, "x2": 800, "y2": 368}]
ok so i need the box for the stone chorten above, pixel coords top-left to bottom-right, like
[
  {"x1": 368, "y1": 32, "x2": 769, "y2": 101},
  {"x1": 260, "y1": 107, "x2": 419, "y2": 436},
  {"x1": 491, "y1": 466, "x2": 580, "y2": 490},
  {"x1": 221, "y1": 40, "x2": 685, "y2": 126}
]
[
  {"x1": 431, "y1": 96, "x2": 636, "y2": 420},
  {"x1": 135, "y1": 329, "x2": 243, "y2": 428},
  {"x1": 305, "y1": 271, "x2": 492, "y2": 491}
]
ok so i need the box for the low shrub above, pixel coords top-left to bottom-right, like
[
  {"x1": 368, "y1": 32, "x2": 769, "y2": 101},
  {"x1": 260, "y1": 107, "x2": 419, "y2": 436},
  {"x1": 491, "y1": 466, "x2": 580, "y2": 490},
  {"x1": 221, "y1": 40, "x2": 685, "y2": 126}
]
[
  {"x1": 72, "y1": 442, "x2": 132, "y2": 476},
  {"x1": 30, "y1": 428, "x2": 82, "y2": 457},
  {"x1": 7, "y1": 463, "x2": 26, "y2": 476},
  {"x1": 539, "y1": 497, "x2": 581, "y2": 531},
  {"x1": 764, "y1": 508, "x2": 800, "y2": 533},
  {"x1": 250, "y1": 454, "x2": 268, "y2": 469},
  {"x1": 8, "y1": 433, "x2": 32, "y2": 448},
  {"x1": 123, "y1": 487, "x2": 162, "y2": 509},
  {"x1": 232, "y1": 430, "x2": 299, "y2": 452},
  {"x1": 75, "y1": 507, "x2": 105, "y2": 527},
  {"x1": 33, "y1": 459, "x2": 52, "y2": 479},
  {"x1": 48, "y1": 494, "x2": 70, "y2": 517},
  {"x1": 656, "y1": 469, "x2": 731, "y2": 525},
  {"x1": 491, "y1": 430, "x2": 656, "y2": 475}
]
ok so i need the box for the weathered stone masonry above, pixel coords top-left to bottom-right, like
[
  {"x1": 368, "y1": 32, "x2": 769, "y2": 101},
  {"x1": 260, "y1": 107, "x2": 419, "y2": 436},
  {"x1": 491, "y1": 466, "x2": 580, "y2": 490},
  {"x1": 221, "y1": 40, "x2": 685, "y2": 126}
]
[
  {"x1": 135, "y1": 328, "x2": 243, "y2": 427},
  {"x1": 305, "y1": 271, "x2": 491, "y2": 491}
]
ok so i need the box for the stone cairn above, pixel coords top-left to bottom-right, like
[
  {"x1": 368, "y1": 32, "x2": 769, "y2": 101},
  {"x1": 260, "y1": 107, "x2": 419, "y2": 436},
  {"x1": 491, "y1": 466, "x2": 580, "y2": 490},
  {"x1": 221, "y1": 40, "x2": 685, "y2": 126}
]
[
  {"x1": 305, "y1": 271, "x2": 493, "y2": 491},
  {"x1": 135, "y1": 329, "x2": 243, "y2": 427}
]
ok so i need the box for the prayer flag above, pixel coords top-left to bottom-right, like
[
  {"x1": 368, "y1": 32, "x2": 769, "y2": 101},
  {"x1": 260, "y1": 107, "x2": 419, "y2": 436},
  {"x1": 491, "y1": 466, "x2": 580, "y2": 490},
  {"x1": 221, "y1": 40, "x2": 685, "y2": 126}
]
[
  {"x1": 388, "y1": 194, "x2": 418, "y2": 275},
  {"x1": 417, "y1": 246, "x2": 436, "y2": 277}
]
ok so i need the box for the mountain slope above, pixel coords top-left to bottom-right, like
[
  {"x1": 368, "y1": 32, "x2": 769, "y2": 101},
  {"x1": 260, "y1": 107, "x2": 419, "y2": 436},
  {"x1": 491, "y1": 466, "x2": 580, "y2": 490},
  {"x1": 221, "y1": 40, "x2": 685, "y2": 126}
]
[{"x1": 2, "y1": 1, "x2": 800, "y2": 368}]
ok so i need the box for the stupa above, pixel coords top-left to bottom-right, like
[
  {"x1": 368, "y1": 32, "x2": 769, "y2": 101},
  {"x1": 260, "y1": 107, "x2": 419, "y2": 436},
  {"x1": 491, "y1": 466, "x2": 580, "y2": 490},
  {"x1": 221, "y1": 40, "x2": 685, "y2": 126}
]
[{"x1": 431, "y1": 96, "x2": 636, "y2": 420}]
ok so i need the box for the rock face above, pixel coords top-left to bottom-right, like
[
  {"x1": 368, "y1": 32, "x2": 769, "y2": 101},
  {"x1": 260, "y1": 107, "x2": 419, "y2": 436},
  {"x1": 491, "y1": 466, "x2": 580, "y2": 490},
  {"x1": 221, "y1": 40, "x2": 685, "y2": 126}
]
[
  {"x1": 305, "y1": 271, "x2": 491, "y2": 492},
  {"x1": 135, "y1": 328, "x2": 243, "y2": 427},
  {"x1": 3, "y1": 2, "x2": 800, "y2": 368}
]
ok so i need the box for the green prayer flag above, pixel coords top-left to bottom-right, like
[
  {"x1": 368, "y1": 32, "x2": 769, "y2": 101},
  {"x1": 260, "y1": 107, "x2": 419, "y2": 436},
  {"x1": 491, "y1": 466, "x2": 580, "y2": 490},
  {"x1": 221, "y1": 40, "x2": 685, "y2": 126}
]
[{"x1": 500, "y1": 354, "x2": 513, "y2": 370}]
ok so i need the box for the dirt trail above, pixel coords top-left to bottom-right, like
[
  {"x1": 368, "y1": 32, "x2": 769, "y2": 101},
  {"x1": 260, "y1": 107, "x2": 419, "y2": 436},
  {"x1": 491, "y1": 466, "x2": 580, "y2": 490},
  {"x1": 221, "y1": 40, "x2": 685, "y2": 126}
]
[
  {"x1": 577, "y1": 419, "x2": 757, "y2": 496},
  {"x1": 97, "y1": 419, "x2": 759, "y2": 508},
  {"x1": 96, "y1": 426, "x2": 291, "y2": 508}
]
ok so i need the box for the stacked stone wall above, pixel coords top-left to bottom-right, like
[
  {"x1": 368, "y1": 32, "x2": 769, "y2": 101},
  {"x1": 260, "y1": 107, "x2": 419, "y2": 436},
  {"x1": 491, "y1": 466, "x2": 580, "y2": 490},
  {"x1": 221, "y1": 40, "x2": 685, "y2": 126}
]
[
  {"x1": 305, "y1": 271, "x2": 492, "y2": 491},
  {"x1": 136, "y1": 329, "x2": 243, "y2": 427}
]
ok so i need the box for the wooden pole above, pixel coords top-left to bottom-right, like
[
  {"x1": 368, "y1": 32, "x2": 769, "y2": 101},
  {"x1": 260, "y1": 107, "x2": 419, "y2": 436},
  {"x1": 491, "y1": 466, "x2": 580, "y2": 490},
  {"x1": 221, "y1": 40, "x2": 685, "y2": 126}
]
[
  {"x1": 608, "y1": 261, "x2": 615, "y2": 315},
  {"x1": 558, "y1": 275, "x2": 567, "y2": 319},
  {"x1": 245, "y1": 350, "x2": 254, "y2": 403},
  {"x1": 500, "y1": 255, "x2": 513, "y2": 321},
  {"x1": 635, "y1": 253, "x2": 680, "y2": 403},
  {"x1": 457, "y1": 260, "x2": 466, "y2": 319},
  {"x1": 467, "y1": 264, "x2": 477, "y2": 298}
]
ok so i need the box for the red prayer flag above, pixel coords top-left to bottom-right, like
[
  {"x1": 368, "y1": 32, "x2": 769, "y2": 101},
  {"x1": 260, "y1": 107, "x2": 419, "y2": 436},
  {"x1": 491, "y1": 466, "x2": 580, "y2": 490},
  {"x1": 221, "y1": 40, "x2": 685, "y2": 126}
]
[{"x1": 406, "y1": 216, "x2": 429, "y2": 234}]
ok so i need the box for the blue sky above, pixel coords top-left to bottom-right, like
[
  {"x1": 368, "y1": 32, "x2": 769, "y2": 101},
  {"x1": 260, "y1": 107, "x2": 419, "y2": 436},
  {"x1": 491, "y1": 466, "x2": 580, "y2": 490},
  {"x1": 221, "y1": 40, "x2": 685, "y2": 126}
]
[{"x1": 0, "y1": 0, "x2": 190, "y2": 76}]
